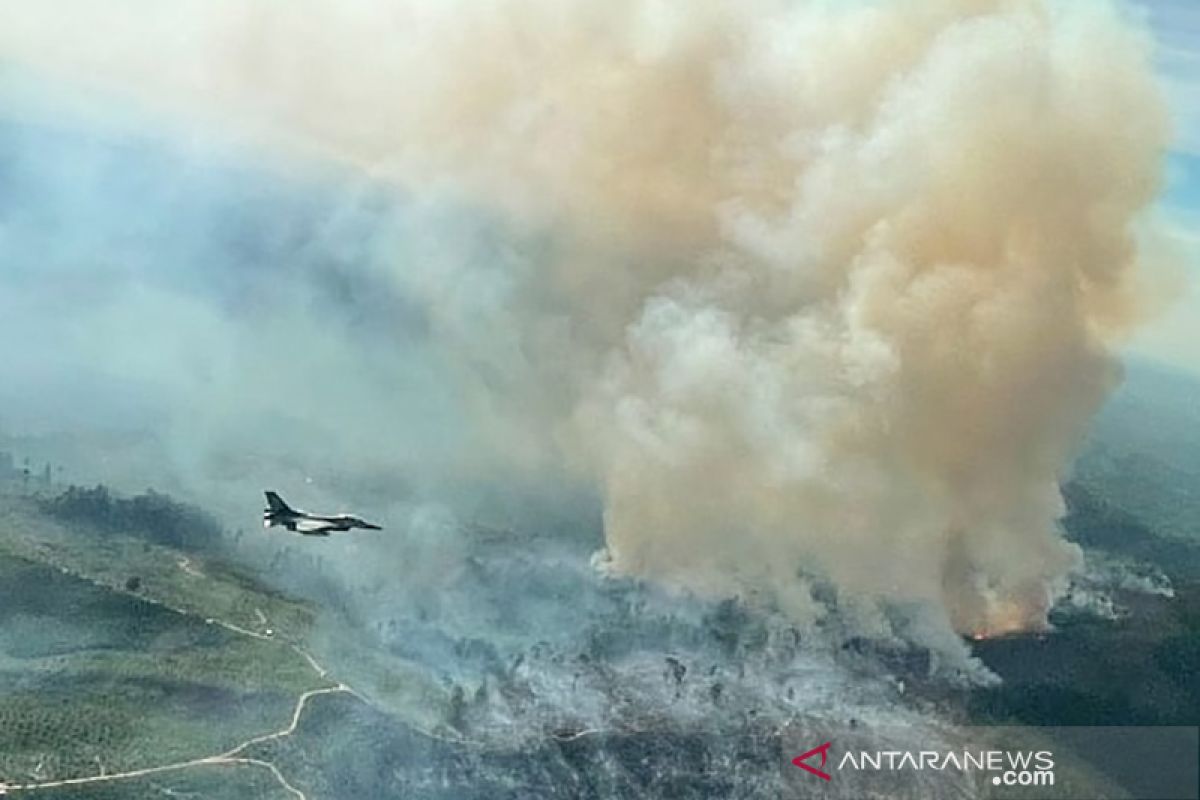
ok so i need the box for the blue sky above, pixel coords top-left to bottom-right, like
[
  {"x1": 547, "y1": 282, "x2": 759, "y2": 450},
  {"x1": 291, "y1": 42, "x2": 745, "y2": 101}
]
[
  {"x1": 1128, "y1": 0, "x2": 1200, "y2": 373},
  {"x1": 1142, "y1": 0, "x2": 1200, "y2": 218}
]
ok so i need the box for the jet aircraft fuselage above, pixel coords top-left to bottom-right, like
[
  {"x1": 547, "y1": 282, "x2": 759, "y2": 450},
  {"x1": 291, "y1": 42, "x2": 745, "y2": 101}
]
[{"x1": 263, "y1": 491, "x2": 382, "y2": 535}]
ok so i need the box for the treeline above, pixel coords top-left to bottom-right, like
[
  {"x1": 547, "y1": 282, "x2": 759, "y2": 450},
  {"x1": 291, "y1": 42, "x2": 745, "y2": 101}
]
[
  {"x1": 1062, "y1": 480, "x2": 1200, "y2": 581},
  {"x1": 40, "y1": 484, "x2": 225, "y2": 553}
]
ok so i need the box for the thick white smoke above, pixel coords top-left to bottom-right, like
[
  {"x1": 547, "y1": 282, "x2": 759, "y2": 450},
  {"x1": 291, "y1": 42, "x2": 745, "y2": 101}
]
[{"x1": 0, "y1": 0, "x2": 1172, "y2": 641}]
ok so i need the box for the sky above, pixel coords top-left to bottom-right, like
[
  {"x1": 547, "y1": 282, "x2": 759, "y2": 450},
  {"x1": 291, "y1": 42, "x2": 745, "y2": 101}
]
[{"x1": 1127, "y1": 0, "x2": 1200, "y2": 373}]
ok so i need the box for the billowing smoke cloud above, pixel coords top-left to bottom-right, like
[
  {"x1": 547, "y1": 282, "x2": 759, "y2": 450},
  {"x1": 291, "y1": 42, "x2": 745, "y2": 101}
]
[{"x1": 0, "y1": 0, "x2": 1172, "y2": 643}]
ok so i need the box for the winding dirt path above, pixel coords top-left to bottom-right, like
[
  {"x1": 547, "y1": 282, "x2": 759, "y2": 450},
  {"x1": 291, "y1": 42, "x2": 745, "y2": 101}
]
[{"x1": 0, "y1": 567, "x2": 357, "y2": 799}]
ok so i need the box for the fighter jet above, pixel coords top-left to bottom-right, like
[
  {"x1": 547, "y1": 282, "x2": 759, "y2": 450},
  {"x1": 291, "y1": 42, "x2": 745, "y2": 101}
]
[{"x1": 262, "y1": 491, "x2": 382, "y2": 536}]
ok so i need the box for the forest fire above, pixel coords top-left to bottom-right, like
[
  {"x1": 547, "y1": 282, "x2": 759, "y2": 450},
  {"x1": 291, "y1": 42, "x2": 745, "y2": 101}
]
[{"x1": 965, "y1": 598, "x2": 1050, "y2": 643}]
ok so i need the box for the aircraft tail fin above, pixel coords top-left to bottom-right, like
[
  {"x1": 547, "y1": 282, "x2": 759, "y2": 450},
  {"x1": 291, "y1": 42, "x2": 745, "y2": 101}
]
[{"x1": 264, "y1": 491, "x2": 296, "y2": 515}]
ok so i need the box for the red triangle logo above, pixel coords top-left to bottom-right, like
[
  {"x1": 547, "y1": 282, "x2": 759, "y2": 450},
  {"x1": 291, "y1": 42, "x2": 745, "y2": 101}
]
[{"x1": 792, "y1": 741, "x2": 832, "y2": 781}]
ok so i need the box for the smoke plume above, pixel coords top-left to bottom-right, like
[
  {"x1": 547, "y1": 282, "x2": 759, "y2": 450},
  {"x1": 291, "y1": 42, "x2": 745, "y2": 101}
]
[{"x1": 0, "y1": 0, "x2": 1172, "y2": 642}]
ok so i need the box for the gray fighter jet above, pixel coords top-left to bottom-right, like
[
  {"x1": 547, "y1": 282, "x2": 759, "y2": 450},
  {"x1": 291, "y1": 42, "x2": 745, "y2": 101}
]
[{"x1": 263, "y1": 491, "x2": 382, "y2": 536}]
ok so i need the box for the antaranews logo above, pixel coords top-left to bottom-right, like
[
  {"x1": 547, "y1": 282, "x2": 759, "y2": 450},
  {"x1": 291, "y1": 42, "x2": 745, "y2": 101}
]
[
  {"x1": 791, "y1": 742, "x2": 832, "y2": 781},
  {"x1": 791, "y1": 741, "x2": 1055, "y2": 788}
]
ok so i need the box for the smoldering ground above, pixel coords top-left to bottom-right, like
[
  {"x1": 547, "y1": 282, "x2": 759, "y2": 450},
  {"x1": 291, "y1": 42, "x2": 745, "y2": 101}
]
[{"x1": 0, "y1": 0, "x2": 1179, "y2": 683}]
